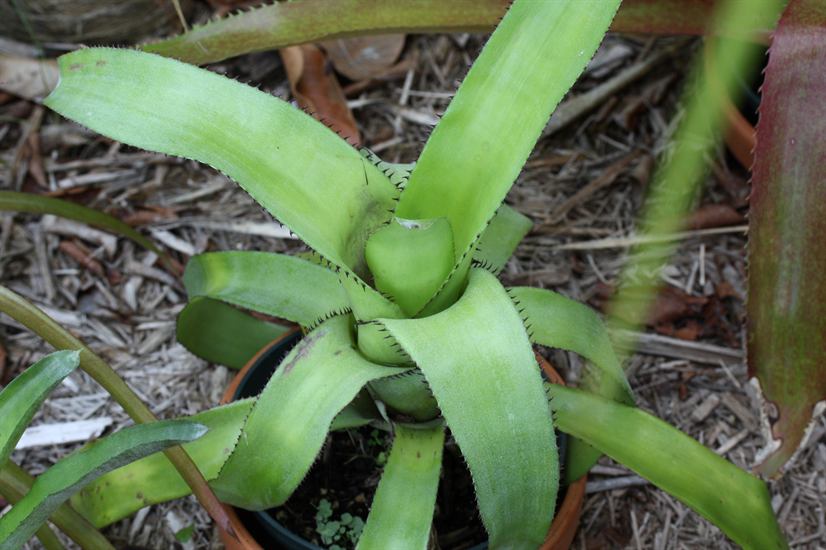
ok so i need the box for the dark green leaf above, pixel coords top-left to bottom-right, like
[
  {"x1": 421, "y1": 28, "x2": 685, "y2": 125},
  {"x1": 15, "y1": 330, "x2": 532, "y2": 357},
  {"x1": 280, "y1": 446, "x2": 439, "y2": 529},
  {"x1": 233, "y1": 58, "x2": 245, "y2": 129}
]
[
  {"x1": 176, "y1": 297, "x2": 293, "y2": 369},
  {"x1": 0, "y1": 351, "x2": 80, "y2": 465}
]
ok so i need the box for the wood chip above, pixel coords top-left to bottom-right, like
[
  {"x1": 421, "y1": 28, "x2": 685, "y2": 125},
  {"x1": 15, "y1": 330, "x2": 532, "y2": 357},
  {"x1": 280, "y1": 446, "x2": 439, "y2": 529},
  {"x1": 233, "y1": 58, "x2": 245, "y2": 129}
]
[
  {"x1": 691, "y1": 393, "x2": 721, "y2": 423},
  {"x1": 15, "y1": 417, "x2": 112, "y2": 449}
]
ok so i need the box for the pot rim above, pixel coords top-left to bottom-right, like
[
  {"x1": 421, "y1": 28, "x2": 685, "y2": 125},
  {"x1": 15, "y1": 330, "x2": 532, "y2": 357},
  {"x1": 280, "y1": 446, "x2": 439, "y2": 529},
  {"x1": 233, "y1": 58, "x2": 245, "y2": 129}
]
[{"x1": 217, "y1": 331, "x2": 587, "y2": 550}]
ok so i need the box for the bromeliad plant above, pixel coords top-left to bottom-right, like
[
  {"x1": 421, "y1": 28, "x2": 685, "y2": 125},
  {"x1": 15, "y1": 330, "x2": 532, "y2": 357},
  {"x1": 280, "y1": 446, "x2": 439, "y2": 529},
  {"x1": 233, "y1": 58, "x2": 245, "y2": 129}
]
[{"x1": 41, "y1": 0, "x2": 785, "y2": 548}]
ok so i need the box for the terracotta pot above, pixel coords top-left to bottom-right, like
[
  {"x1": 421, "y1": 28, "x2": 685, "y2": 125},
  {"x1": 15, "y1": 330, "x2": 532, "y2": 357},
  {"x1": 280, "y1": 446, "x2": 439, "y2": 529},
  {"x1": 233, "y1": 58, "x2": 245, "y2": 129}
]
[{"x1": 217, "y1": 335, "x2": 586, "y2": 550}]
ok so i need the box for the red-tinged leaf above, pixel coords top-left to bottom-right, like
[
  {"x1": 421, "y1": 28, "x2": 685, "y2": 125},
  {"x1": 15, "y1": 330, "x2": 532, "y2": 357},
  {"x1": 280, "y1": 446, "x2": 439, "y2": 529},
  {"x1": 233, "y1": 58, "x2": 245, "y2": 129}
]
[
  {"x1": 143, "y1": 0, "x2": 788, "y2": 66},
  {"x1": 280, "y1": 44, "x2": 361, "y2": 146},
  {"x1": 748, "y1": 0, "x2": 826, "y2": 475}
]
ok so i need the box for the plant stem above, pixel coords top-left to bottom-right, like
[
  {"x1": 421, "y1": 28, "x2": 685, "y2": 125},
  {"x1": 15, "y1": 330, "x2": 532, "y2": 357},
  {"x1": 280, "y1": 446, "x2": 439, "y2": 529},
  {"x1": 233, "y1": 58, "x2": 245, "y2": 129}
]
[
  {"x1": 0, "y1": 286, "x2": 251, "y2": 544},
  {"x1": 0, "y1": 461, "x2": 111, "y2": 550}
]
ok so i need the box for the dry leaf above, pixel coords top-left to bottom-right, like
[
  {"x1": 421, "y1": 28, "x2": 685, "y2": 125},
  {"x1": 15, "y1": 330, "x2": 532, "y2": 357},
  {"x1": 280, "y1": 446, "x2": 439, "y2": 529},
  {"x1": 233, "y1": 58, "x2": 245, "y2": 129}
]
[
  {"x1": 322, "y1": 35, "x2": 406, "y2": 81},
  {"x1": 280, "y1": 44, "x2": 361, "y2": 146},
  {"x1": 0, "y1": 55, "x2": 58, "y2": 101},
  {"x1": 687, "y1": 203, "x2": 744, "y2": 230}
]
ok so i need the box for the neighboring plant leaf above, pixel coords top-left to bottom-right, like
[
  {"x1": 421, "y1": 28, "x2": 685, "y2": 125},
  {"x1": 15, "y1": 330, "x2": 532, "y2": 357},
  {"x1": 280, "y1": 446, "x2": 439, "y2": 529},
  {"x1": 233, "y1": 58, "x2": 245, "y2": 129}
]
[
  {"x1": 322, "y1": 35, "x2": 406, "y2": 81},
  {"x1": 382, "y1": 269, "x2": 557, "y2": 548},
  {"x1": 510, "y1": 287, "x2": 634, "y2": 481},
  {"x1": 71, "y1": 400, "x2": 252, "y2": 528},
  {"x1": 141, "y1": 1, "x2": 782, "y2": 66},
  {"x1": 0, "y1": 55, "x2": 58, "y2": 100},
  {"x1": 397, "y1": 0, "x2": 619, "y2": 315},
  {"x1": 748, "y1": 0, "x2": 826, "y2": 475},
  {"x1": 280, "y1": 44, "x2": 360, "y2": 145},
  {"x1": 0, "y1": 462, "x2": 113, "y2": 550},
  {"x1": 472, "y1": 204, "x2": 532, "y2": 274},
  {"x1": 176, "y1": 297, "x2": 293, "y2": 369},
  {"x1": 214, "y1": 316, "x2": 409, "y2": 509},
  {"x1": 0, "y1": 191, "x2": 169, "y2": 266},
  {"x1": 0, "y1": 350, "x2": 79, "y2": 465},
  {"x1": 547, "y1": 384, "x2": 787, "y2": 549},
  {"x1": 44, "y1": 48, "x2": 398, "y2": 275},
  {"x1": 183, "y1": 252, "x2": 349, "y2": 328},
  {"x1": 0, "y1": 286, "x2": 235, "y2": 540},
  {"x1": 0, "y1": 420, "x2": 206, "y2": 549},
  {"x1": 31, "y1": 524, "x2": 63, "y2": 550},
  {"x1": 358, "y1": 424, "x2": 444, "y2": 550}
]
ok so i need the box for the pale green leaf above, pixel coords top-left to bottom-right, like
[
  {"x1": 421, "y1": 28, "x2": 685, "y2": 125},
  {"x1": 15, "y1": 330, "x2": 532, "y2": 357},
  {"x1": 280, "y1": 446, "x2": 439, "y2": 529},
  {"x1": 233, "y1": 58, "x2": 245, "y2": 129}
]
[
  {"x1": 510, "y1": 286, "x2": 634, "y2": 480},
  {"x1": 71, "y1": 391, "x2": 377, "y2": 528},
  {"x1": 71, "y1": 400, "x2": 252, "y2": 528},
  {"x1": 396, "y1": 0, "x2": 620, "y2": 312},
  {"x1": 0, "y1": 351, "x2": 80, "y2": 465},
  {"x1": 44, "y1": 48, "x2": 397, "y2": 274},
  {"x1": 473, "y1": 204, "x2": 532, "y2": 274},
  {"x1": 358, "y1": 424, "x2": 444, "y2": 550},
  {"x1": 0, "y1": 420, "x2": 205, "y2": 549},
  {"x1": 183, "y1": 252, "x2": 348, "y2": 328},
  {"x1": 382, "y1": 269, "x2": 556, "y2": 548},
  {"x1": 214, "y1": 316, "x2": 409, "y2": 509},
  {"x1": 367, "y1": 370, "x2": 440, "y2": 421},
  {"x1": 548, "y1": 385, "x2": 787, "y2": 549},
  {"x1": 365, "y1": 217, "x2": 455, "y2": 316}
]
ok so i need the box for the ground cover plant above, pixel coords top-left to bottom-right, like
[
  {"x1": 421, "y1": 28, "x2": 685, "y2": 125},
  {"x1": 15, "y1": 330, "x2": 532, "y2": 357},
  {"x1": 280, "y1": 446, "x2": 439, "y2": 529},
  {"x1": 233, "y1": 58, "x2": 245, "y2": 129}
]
[{"x1": 1, "y1": 0, "x2": 816, "y2": 540}]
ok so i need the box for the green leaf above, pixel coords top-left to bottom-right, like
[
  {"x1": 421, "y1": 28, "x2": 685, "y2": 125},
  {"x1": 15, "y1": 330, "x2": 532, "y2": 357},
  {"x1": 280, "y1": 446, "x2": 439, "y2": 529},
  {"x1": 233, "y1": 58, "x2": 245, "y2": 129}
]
[
  {"x1": 338, "y1": 272, "x2": 404, "y2": 323},
  {"x1": 0, "y1": 191, "x2": 169, "y2": 267},
  {"x1": 747, "y1": 0, "x2": 826, "y2": 475},
  {"x1": 356, "y1": 322, "x2": 412, "y2": 367},
  {"x1": 176, "y1": 296, "x2": 293, "y2": 369},
  {"x1": 71, "y1": 400, "x2": 252, "y2": 528},
  {"x1": 0, "y1": 351, "x2": 80, "y2": 465},
  {"x1": 382, "y1": 269, "x2": 557, "y2": 548},
  {"x1": 0, "y1": 420, "x2": 206, "y2": 549},
  {"x1": 396, "y1": 0, "x2": 620, "y2": 313},
  {"x1": 214, "y1": 316, "x2": 409, "y2": 509},
  {"x1": 183, "y1": 252, "x2": 348, "y2": 328},
  {"x1": 547, "y1": 385, "x2": 787, "y2": 549},
  {"x1": 510, "y1": 286, "x2": 634, "y2": 481},
  {"x1": 473, "y1": 204, "x2": 532, "y2": 274},
  {"x1": 44, "y1": 48, "x2": 398, "y2": 275},
  {"x1": 358, "y1": 424, "x2": 444, "y2": 550},
  {"x1": 365, "y1": 217, "x2": 455, "y2": 316},
  {"x1": 367, "y1": 370, "x2": 440, "y2": 421}
]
